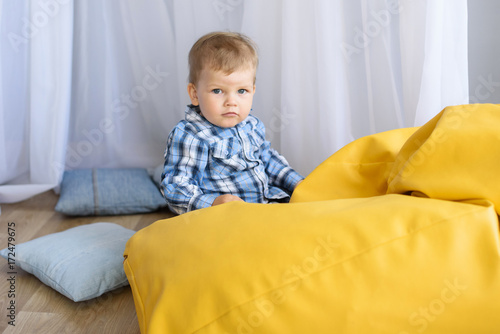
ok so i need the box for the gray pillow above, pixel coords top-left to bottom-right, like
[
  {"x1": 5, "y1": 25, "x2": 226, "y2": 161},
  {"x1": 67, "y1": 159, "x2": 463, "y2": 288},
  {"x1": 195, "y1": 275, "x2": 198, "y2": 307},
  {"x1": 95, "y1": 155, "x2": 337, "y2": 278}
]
[
  {"x1": 0, "y1": 223, "x2": 134, "y2": 302},
  {"x1": 55, "y1": 168, "x2": 166, "y2": 216}
]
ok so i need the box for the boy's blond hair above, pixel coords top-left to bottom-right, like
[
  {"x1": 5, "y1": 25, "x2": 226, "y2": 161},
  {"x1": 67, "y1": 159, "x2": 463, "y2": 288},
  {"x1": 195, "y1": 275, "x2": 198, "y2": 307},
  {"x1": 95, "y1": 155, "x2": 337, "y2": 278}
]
[{"x1": 188, "y1": 31, "x2": 259, "y2": 85}]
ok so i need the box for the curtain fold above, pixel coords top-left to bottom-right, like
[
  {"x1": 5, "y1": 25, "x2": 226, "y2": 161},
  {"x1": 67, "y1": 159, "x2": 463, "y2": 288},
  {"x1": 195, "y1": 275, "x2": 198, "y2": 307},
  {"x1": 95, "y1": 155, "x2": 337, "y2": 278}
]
[
  {"x1": 0, "y1": 0, "x2": 469, "y2": 203},
  {"x1": 0, "y1": 0, "x2": 73, "y2": 203},
  {"x1": 399, "y1": 0, "x2": 469, "y2": 126}
]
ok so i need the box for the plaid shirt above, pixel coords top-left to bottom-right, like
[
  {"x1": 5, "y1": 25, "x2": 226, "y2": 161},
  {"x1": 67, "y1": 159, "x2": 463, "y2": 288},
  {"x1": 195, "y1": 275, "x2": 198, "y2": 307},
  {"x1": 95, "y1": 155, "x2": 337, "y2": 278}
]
[{"x1": 160, "y1": 105, "x2": 304, "y2": 214}]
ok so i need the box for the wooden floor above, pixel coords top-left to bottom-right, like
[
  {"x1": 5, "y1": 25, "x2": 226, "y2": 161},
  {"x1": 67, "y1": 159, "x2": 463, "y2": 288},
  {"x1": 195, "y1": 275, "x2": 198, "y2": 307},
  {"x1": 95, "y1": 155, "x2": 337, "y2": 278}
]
[{"x1": 0, "y1": 191, "x2": 175, "y2": 334}]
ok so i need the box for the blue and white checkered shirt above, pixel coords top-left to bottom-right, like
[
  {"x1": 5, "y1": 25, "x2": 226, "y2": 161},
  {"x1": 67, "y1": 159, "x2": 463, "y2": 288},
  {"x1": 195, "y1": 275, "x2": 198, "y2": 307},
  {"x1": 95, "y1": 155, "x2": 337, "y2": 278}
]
[{"x1": 160, "y1": 105, "x2": 304, "y2": 214}]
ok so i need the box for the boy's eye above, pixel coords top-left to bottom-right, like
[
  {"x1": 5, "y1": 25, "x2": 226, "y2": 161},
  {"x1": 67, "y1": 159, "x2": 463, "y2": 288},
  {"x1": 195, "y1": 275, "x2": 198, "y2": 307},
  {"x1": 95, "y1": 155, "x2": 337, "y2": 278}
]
[
  {"x1": 212, "y1": 89, "x2": 222, "y2": 94},
  {"x1": 237, "y1": 89, "x2": 247, "y2": 94}
]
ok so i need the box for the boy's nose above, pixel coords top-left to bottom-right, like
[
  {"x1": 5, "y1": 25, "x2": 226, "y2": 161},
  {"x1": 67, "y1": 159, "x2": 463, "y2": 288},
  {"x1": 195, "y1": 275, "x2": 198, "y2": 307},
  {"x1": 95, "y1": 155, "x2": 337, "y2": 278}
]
[{"x1": 225, "y1": 94, "x2": 237, "y2": 106}]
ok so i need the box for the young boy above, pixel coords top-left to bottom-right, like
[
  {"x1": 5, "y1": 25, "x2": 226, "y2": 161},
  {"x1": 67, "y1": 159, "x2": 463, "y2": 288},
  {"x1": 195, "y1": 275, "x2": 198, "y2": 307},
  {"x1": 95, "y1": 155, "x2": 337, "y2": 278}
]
[{"x1": 160, "y1": 31, "x2": 304, "y2": 214}]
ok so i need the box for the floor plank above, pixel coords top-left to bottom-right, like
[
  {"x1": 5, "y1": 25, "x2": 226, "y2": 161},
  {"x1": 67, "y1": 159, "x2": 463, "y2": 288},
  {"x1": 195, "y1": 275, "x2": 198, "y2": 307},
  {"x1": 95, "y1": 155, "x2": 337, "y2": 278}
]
[{"x1": 0, "y1": 191, "x2": 175, "y2": 333}]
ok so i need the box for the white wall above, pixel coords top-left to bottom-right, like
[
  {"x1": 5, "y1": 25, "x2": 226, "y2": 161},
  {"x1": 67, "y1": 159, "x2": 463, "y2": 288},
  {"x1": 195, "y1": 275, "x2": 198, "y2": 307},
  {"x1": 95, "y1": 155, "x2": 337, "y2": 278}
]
[{"x1": 468, "y1": 0, "x2": 500, "y2": 103}]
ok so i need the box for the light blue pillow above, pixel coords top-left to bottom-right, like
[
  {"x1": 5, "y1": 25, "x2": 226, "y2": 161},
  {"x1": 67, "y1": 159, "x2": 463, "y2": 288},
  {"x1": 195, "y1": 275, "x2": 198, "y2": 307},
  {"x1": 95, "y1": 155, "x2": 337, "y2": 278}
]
[
  {"x1": 0, "y1": 223, "x2": 134, "y2": 302},
  {"x1": 55, "y1": 168, "x2": 166, "y2": 216}
]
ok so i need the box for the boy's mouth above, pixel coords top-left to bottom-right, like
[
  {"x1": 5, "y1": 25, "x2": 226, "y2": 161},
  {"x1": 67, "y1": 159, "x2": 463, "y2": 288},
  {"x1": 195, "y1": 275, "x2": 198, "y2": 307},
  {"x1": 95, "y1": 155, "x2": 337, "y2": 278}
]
[{"x1": 222, "y1": 112, "x2": 239, "y2": 117}]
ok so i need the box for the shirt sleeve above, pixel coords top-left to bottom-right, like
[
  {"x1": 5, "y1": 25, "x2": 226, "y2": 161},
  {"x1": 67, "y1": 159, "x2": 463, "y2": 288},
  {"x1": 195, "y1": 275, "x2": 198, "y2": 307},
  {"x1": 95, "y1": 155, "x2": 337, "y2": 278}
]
[
  {"x1": 254, "y1": 118, "x2": 304, "y2": 193},
  {"x1": 160, "y1": 127, "x2": 217, "y2": 214}
]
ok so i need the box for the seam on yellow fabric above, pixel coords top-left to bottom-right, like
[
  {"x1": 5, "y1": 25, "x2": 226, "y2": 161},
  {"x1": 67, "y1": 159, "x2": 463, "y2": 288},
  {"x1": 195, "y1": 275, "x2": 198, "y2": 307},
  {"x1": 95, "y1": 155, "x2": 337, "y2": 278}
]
[{"x1": 321, "y1": 161, "x2": 394, "y2": 165}]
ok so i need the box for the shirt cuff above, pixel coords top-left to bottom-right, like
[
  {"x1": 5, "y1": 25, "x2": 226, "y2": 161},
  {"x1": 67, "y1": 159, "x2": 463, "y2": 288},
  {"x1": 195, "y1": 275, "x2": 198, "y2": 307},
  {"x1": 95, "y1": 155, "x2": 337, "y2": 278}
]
[
  {"x1": 189, "y1": 193, "x2": 219, "y2": 211},
  {"x1": 282, "y1": 169, "x2": 305, "y2": 192}
]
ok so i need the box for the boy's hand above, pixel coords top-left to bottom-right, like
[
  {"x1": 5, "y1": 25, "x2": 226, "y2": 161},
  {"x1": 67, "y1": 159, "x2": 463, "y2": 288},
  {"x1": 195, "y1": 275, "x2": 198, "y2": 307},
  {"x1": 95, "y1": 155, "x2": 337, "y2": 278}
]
[{"x1": 212, "y1": 194, "x2": 244, "y2": 206}]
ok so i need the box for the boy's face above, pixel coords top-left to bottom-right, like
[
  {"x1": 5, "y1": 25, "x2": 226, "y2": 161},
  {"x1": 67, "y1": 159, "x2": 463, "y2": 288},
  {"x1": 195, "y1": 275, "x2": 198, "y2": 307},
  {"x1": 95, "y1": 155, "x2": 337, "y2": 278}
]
[{"x1": 187, "y1": 67, "x2": 256, "y2": 128}]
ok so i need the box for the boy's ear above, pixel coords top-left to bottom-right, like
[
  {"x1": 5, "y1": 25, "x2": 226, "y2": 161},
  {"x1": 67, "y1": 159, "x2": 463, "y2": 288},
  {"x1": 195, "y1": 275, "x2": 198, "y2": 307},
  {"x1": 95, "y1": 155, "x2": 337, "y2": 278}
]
[{"x1": 187, "y1": 83, "x2": 199, "y2": 106}]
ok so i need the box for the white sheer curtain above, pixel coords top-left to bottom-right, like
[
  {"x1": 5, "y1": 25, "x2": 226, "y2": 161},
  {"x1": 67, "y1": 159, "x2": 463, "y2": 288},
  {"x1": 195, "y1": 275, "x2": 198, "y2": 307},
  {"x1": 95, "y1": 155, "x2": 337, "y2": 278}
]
[
  {"x1": 0, "y1": 0, "x2": 73, "y2": 202},
  {"x1": 0, "y1": 0, "x2": 469, "y2": 203}
]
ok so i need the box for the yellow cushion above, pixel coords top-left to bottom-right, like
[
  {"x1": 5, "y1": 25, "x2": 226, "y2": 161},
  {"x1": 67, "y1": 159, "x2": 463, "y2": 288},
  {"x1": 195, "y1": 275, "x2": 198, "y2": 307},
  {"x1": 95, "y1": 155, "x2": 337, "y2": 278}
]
[
  {"x1": 124, "y1": 104, "x2": 500, "y2": 333},
  {"x1": 387, "y1": 103, "x2": 500, "y2": 214},
  {"x1": 124, "y1": 197, "x2": 500, "y2": 333}
]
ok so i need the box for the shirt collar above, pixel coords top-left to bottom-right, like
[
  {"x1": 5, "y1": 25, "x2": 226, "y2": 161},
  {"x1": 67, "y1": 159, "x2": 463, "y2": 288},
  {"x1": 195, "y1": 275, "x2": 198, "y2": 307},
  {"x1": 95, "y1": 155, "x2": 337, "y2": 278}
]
[{"x1": 185, "y1": 105, "x2": 205, "y2": 123}]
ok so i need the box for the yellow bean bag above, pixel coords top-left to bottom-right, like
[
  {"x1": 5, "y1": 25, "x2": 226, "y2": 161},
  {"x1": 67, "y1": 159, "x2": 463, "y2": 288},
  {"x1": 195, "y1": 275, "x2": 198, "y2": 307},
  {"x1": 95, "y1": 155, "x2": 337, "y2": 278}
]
[{"x1": 124, "y1": 104, "x2": 500, "y2": 334}]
